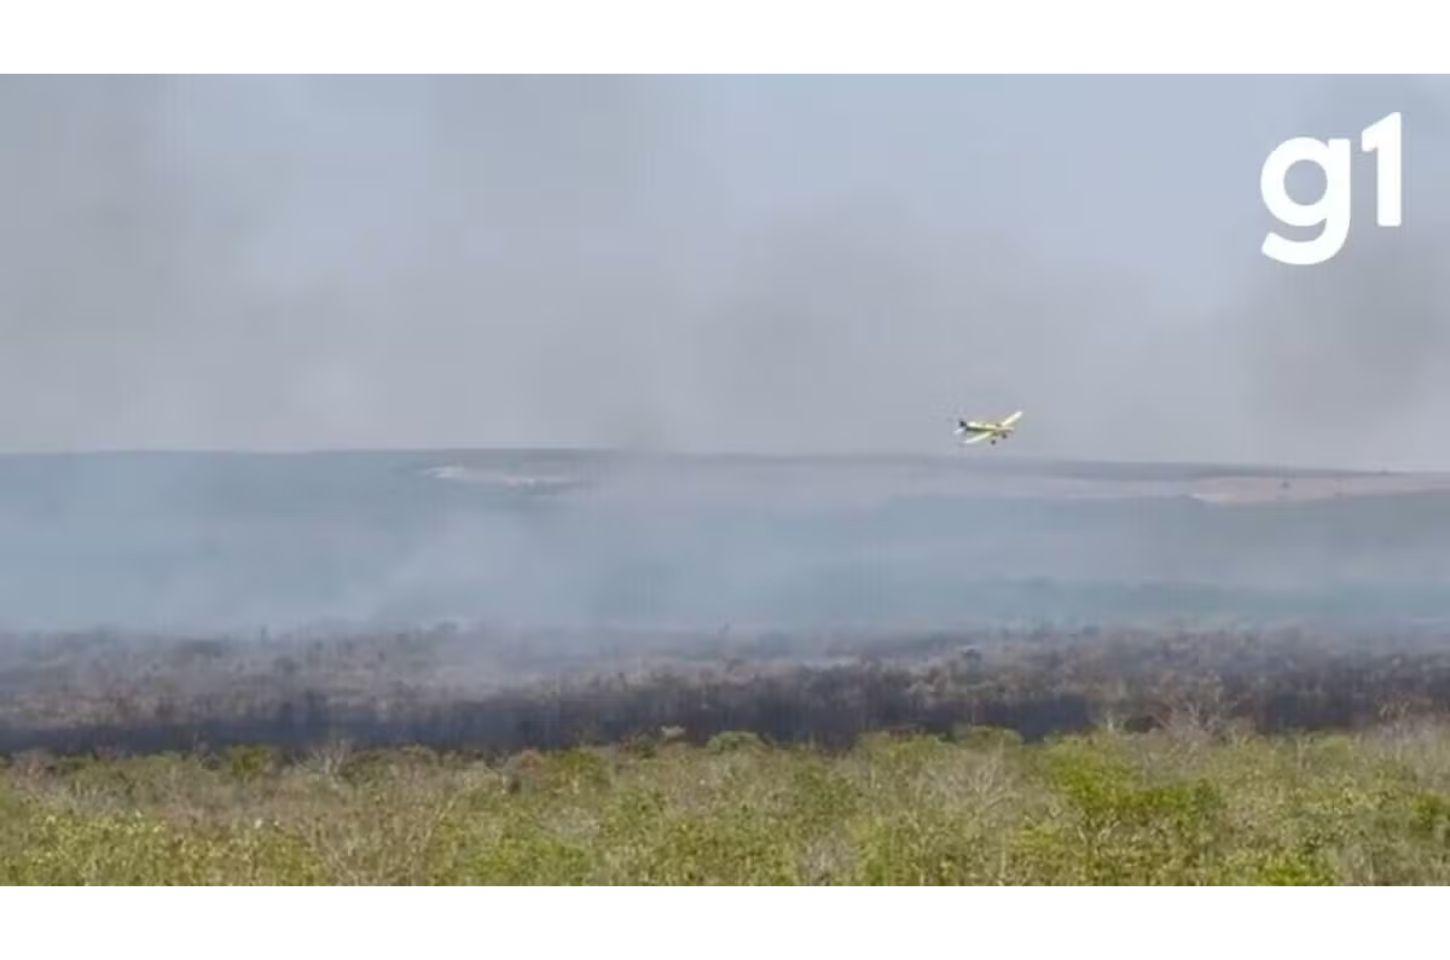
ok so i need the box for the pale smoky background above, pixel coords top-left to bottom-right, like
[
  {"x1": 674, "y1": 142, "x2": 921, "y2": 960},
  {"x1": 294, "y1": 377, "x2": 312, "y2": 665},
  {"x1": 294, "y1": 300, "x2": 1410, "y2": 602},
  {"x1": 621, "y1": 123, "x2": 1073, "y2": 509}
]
[{"x1": 0, "y1": 76, "x2": 1446, "y2": 470}]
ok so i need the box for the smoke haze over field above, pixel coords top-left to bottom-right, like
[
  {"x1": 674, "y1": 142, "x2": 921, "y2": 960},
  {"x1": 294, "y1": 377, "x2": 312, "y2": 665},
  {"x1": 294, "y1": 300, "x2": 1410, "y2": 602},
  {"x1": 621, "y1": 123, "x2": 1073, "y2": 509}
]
[
  {"x1": 1, "y1": 76, "x2": 1449, "y2": 468},
  {"x1": 0, "y1": 450, "x2": 1448, "y2": 632}
]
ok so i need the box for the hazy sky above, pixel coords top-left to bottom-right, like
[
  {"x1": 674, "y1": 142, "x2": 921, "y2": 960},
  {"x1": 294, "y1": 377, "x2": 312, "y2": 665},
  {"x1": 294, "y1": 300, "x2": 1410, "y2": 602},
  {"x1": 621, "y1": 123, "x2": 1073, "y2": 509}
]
[{"x1": 2, "y1": 76, "x2": 1448, "y2": 468}]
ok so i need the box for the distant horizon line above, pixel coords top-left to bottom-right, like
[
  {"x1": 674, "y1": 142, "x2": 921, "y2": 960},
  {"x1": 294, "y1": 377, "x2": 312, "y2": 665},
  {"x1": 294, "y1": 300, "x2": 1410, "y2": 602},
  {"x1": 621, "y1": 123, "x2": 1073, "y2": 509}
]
[{"x1": 0, "y1": 443, "x2": 1421, "y2": 477}]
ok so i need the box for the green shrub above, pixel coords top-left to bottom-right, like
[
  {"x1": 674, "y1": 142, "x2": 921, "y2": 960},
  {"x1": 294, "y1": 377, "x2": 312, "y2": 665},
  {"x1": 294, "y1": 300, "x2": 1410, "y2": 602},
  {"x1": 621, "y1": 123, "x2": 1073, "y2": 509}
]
[
  {"x1": 707, "y1": 731, "x2": 766, "y2": 754},
  {"x1": 856, "y1": 810, "x2": 984, "y2": 884},
  {"x1": 952, "y1": 725, "x2": 1024, "y2": 750},
  {"x1": 226, "y1": 745, "x2": 277, "y2": 782}
]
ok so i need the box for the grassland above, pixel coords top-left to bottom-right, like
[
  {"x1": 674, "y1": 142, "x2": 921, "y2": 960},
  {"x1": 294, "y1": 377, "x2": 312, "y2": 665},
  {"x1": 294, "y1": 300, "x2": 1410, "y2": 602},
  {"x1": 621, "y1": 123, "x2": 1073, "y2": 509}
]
[{"x1": 7, "y1": 720, "x2": 1450, "y2": 884}]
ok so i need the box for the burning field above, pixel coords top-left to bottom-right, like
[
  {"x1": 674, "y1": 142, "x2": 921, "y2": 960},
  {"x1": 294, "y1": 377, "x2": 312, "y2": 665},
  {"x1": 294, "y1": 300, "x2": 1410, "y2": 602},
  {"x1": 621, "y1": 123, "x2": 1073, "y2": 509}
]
[{"x1": 4, "y1": 448, "x2": 1450, "y2": 754}]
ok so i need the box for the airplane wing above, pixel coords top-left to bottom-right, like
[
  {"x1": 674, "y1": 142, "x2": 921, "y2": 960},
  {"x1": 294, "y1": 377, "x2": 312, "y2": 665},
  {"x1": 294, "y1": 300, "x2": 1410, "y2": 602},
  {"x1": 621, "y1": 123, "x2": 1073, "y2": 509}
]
[
  {"x1": 1000, "y1": 411, "x2": 1024, "y2": 427},
  {"x1": 960, "y1": 431, "x2": 994, "y2": 445}
]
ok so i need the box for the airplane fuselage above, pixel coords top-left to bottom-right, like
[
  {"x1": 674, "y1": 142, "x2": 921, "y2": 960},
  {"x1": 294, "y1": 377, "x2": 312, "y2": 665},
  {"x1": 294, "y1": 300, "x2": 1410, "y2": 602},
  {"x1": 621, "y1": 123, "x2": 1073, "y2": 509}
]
[{"x1": 955, "y1": 411, "x2": 1023, "y2": 445}]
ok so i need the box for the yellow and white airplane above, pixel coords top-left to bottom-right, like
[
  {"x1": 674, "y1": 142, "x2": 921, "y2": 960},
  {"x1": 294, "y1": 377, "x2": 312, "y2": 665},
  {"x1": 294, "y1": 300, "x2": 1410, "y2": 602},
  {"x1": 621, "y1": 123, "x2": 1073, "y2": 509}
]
[{"x1": 955, "y1": 410, "x2": 1023, "y2": 446}]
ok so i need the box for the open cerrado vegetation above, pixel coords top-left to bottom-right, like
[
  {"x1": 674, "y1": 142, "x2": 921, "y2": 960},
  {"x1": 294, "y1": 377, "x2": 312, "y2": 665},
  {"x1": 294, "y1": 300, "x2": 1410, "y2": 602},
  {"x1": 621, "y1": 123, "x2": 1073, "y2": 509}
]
[
  {"x1": 7, "y1": 719, "x2": 1450, "y2": 884},
  {"x1": 9, "y1": 625, "x2": 1450, "y2": 884}
]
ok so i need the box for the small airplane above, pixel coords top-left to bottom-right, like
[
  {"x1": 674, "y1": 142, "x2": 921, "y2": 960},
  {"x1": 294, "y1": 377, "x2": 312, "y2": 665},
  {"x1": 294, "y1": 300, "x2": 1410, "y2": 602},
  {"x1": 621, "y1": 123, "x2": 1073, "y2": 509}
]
[{"x1": 955, "y1": 410, "x2": 1023, "y2": 446}]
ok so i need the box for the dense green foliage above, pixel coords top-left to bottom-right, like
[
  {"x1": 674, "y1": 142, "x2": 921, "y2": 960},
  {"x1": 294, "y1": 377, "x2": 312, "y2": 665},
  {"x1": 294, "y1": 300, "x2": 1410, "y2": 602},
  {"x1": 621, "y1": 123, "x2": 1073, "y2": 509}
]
[{"x1": 6, "y1": 721, "x2": 1450, "y2": 884}]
